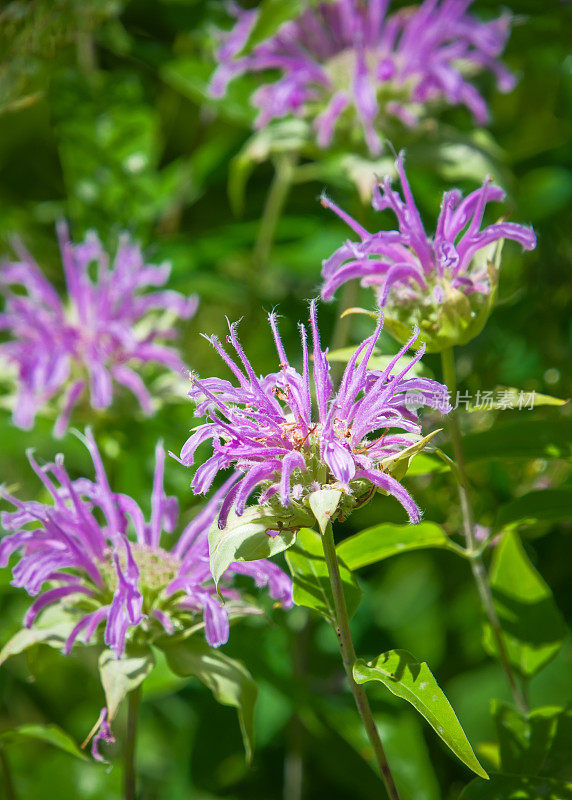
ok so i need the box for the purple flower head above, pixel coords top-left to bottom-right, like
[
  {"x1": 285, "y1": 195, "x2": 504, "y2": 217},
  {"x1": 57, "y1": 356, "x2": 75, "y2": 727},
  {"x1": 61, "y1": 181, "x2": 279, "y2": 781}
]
[
  {"x1": 0, "y1": 223, "x2": 198, "y2": 435},
  {"x1": 321, "y1": 152, "x2": 536, "y2": 350},
  {"x1": 180, "y1": 301, "x2": 450, "y2": 527},
  {"x1": 210, "y1": 0, "x2": 515, "y2": 155},
  {"x1": 0, "y1": 430, "x2": 291, "y2": 661}
]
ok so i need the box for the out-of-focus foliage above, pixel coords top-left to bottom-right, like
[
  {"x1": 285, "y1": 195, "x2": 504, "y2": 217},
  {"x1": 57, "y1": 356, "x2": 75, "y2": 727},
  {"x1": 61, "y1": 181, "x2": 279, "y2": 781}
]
[{"x1": 0, "y1": 1, "x2": 571, "y2": 799}]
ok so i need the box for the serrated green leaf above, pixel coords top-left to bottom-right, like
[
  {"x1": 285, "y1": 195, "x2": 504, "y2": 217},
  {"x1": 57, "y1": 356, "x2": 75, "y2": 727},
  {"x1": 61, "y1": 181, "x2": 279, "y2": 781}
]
[
  {"x1": 285, "y1": 528, "x2": 361, "y2": 624},
  {"x1": 496, "y1": 489, "x2": 572, "y2": 531},
  {"x1": 337, "y1": 521, "x2": 454, "y2": 571},
  {"x1": 308, "y1": 489, "x2": 342, "y2": 535},
  {"x1": 0, "y1": 724, "x2": 88, "y2": 761},
  {"x1": 483, "y1": 530, "x2": 566, "y2": 678},
  {"x1": 459, "y1": 775, "x2": 572, "y2": 799},
  {"x1": 209, "y1": 506, "x2": 308, "y2": 590},
  {"x1": 99, "y1": 645, "x2": 155, "y2": 720},
  {"x1": 353, "y1": 650, "x2": 488, "y2": 779},
  {"x1": 160, "y1": 636, "x2": 257, "y2": 762}
]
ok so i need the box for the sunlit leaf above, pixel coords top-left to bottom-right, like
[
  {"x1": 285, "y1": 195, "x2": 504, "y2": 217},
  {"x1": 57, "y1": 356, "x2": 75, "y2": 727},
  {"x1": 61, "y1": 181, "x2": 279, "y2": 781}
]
[
  {"x1": 285, "y1": 528, "x2": 361, "y2": 624},
  {"x1": 337, "y1": 522, "x2": 455, "y2": 571},
  {"x1": 354, "y1": 650, "x2": 488, "y2": 779},
  {"x1": 160, "y1": 636, "x2": 257, "y2": 762},
  {"x1": 308, "y1": 489, "x2": 342, "y2": 535},
  {"x1": 208, "y1": 506, "x2": 309, "y2": 590},
  {"x1": 0, "y1": 724, "x2": 88, "y2": 761},
  {"x1": 99, "y1": 645, "x2": 155, "y2": 720},
  {"x1": 238, "y1": 0, "x2": 304, "y2": 54},
  {"x1": 483, "y1": 530, "x2": 566, "y2": 677}
]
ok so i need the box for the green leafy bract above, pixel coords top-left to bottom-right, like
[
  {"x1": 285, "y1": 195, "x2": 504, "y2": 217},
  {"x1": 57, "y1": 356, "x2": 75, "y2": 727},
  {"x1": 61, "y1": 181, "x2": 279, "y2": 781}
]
[
  {"x1": 208, "y1": 506, "x2": 309, "y2": 591},
  {"x1": 99, "y1": 645, "x2": 155, "y2": 720}
]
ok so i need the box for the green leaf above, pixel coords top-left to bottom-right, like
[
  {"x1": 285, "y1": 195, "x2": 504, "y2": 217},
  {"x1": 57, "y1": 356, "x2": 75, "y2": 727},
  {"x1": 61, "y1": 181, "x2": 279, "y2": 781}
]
[
  {"x1": 285, "y1": 528, "x2": 362, "y2": 624},
  {"x1": 308, "y1": 489, "x2": 342, "y2": 535},
  {"x1": 467, "y1": 388, "x2": 567, "y2": 412},
  {"x1": 0, "y1": 724, "x2": 88, "y2": 761},
  {"x1": 353, "y1": 650, "x2": 488, "y2": 779},
  {"x1": 450, "y1": 420, "x2": 572, "y2": 463},
  {"x1": 239, "y1": 0, "x2": 303, "y2": 54},
  {"x1": 459, "y1": 775, "x2": 572, "y2": 799},
  {"x1": 209, "y1": 506, "x2": 309, "y2": 590},
  {"x1": 483, "y1": 530, "x2": 566, "y2": 677},
  {"x1": 99, "y1": 645, "x2": 155, "y2": 720},
  {"x1": 0, "y1": 607, "x2": 82, "y2": 666},
  {"x1": 496, "y1": 489, "x2": 572, "y2": 531},
  {"x1": 160, "y1": 637, "x2": 257, "y2": 762},
  {"x1": 337, "y1": 521, "x2": 455, "y2": 571},
  {"x1": 493, "y1": 701, "x2": 572, "y2": 780}
]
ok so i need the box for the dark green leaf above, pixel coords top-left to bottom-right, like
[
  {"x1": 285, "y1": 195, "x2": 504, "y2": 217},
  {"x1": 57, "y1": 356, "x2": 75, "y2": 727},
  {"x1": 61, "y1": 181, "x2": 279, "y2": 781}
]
[
  {"x1": 0, "y1": 724, "x2": 88, "y2": 761},
  {"x1": 353, "y1": 650, "x2": 488, "y2": 779},
  {"x1": 496, "y1": 489, "x2": 572, "y2": 531},
  {"x1": 483, "y1": 530, "x2": 566, "y2": 677},
  {"x1": 99, "y1": 645, "x2": 155, "y2": 720},
  {"x1": 459, "y1": 775, "x2": 572, "y2": 799},
  {"x1": 447, "y1": 420, "x2": 572, "y2": 463},
  {"x1": 285, "y1": 528, "x2": 362, "y2": 624},
  {"x1": 337, "y1": 522, "x2": 455, "y2": 571},
  {"x1": 494, "y1": 701, "x2": 572, "y2": 780},
  {"x1": 160, "y1": 636, "x2": 257, "y2": 762}
]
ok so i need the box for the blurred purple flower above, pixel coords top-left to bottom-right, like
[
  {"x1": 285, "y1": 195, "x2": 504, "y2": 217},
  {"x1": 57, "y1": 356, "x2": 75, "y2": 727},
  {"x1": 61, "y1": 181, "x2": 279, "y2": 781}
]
[
  {"x1": 0, "y1": 223, "x2": 198, "y2": 435},
  {"x1": 0, "y1": 430, "x2": 291, "y2": 661},
  {"x1": 180, "y1": 301, "x2": 450, "y2": 526},
  {"x1": 321, "y1": 151, "x2": 536, "y2": 323},
  {"x1": 210, "y1": 0, "x2": 516, "y2": 154}
]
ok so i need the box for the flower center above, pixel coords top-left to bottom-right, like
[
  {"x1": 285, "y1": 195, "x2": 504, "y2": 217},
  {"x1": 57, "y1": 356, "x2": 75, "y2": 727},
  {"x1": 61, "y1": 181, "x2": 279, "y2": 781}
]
[{"x1": 99, "y1": 543, "x2": 180, "y2": 594}]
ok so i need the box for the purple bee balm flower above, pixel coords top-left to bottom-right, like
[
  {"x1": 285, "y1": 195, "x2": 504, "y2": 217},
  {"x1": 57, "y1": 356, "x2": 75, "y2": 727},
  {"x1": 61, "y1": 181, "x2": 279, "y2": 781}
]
[
  {"x1": 180, "y1": 301, "x2": 450, "y2": 527},
  {"x1": 321, "y1": 152, "x2": 536, "y2": 350},
  {"x1": 0, "y1": 430, "x2": 292, "y2": 660},
  {"x1": 0, "y1": 223, "x2": 198, "y2": 436},
  {"x1": 210, "y1": 0, "x2": 516, "y2": 155}
]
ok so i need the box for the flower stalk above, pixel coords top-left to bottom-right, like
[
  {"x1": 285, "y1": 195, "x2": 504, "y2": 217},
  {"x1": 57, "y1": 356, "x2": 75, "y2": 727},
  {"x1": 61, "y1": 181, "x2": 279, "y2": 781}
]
[
  {"x1": 124, "y1": 686, "x2": 142, "y2": 800},
  {"x1": 321, "y1": 521, "x2": 400, "y2": 800},
  {"x1": 253, "y1": 153, "x2": 297, "y2": 274},
  {"x1": 440, "y1": 347, "x2": 528, "y2": 714}
]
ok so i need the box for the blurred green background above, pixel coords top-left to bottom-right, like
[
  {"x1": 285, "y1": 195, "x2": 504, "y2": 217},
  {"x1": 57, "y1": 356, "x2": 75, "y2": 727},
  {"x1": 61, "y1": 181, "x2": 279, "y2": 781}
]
[{"x1": 0, "y1": 1, "x2": 571, "y2": 798}]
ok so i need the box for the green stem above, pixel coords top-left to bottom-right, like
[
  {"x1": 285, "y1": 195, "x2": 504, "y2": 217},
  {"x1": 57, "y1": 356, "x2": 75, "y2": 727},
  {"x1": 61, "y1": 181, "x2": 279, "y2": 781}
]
[
  {"x1": 124, "y1": 686, "x2": 142, "y2": 800},
  {"x1": 0, "y1": 746, "x2": 16, "y2": 800},
  {"x1": 321, "y1": 522, "x2": 401, "y2": 799},
  {"x1": 253, "y1": 153, "x2": 297, "y2": 273},
  {"x1": 441, "y1": 347, "x2": 528, "y2": 714}
]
